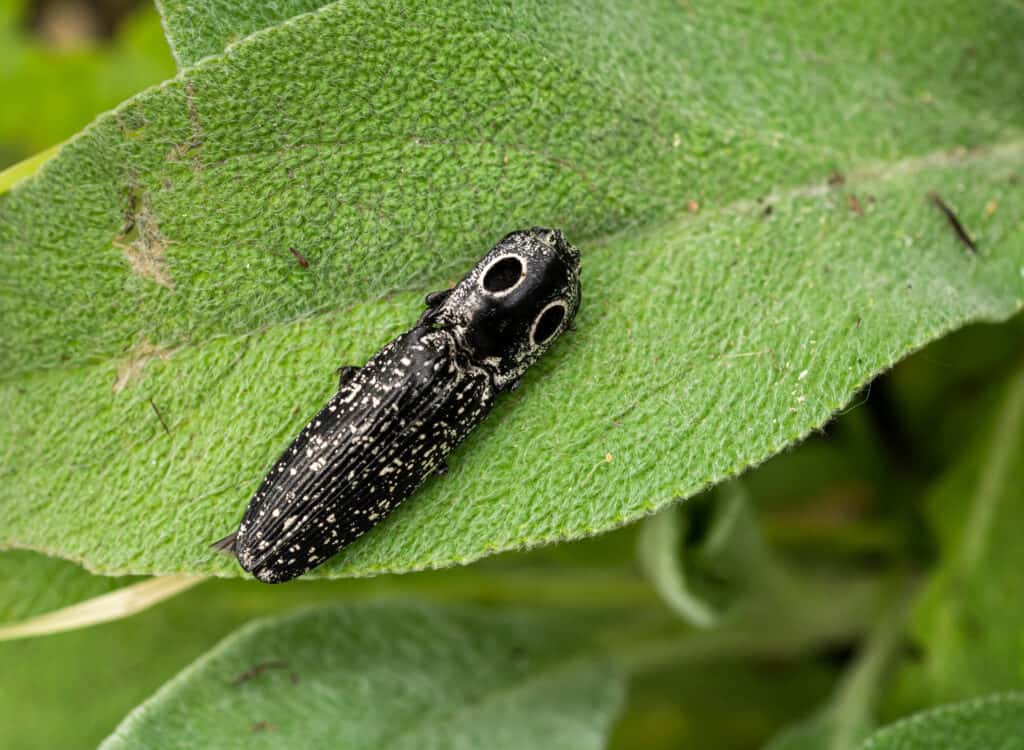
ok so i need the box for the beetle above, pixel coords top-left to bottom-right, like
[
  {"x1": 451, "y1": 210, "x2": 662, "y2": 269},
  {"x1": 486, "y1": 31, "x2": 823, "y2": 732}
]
[{"x1": 212, "y1": 227, "x2": 581, "y2": 582}]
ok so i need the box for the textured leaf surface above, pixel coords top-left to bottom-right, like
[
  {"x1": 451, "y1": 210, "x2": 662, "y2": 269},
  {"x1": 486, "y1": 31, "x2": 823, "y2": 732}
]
[
  {"x1": 890, "y1": 364, "x2": 1024, "y2": 708},
  {"x1": 0, "y1": 530, "x2": 651, "y2": 748},
  {"x1": 156, "y1": 0, "x2": 332, "y2": 67},
  {"x1": 0, "y1": 523, "x2": 865, "y2": 750},
  {"x1": 99, "y1": 602, "x2": 624, "y2": 750},
  {"x1": 857, "y1": 693, "x2": 1024, "y2": 750},
  {"x1": 2, "y1": 0, "x2": 1024, "y2": 577},
  {"x1": 0, "y1": 577, "x2": 406, "y2": 749}
]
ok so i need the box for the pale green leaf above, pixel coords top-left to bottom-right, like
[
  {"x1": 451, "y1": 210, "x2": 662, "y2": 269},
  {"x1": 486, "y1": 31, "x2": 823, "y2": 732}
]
[
  {"x1": 639, "y1": 481, "x2": 801, "y2": 628},
  {"x1": 99, "y1": 602, "x2": 625, "y2": 750},
  {"x1": 3, "y1": 1, "x2": 1024, "y2": 578},
  {"x1": 638, "y1": 499, "x2": 720, "y2": 628},
  {"x1": 856, "y1": 693, "x2": 1024, "y2": 750},
  {"x1": 0, "y1": 146, "x2": 59, "y2": 195},
  {"x1": 0, "y1": 550, "x2": 138, "y2": 625},
  {"x1": 0, "y1": 571, "x2": 200, "y2": 641},
  {"x1": 0, "y1": 537, "x2": 646, "y2": 749},
  {"x1": 0, "y1": 532, "x2": 876, "y2": 750}
]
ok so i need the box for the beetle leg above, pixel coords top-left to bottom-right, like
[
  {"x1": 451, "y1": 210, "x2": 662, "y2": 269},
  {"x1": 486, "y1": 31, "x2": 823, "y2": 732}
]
[
  {"x1": 336, "y1": 365, "x2": 359, "y2": 390},
  {"x1": 424, "y1": 288, "x2": 452, "y2": 308},
  {"x1": 433, "y1": 461, "x2": 449, "y2": 477},
  {"x1": 417, "y1": 289, "x2": 452, "y2": 327}
]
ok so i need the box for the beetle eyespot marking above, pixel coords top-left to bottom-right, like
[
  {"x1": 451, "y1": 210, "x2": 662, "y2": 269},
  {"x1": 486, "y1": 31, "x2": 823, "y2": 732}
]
[
  {"x1": 481, "y1": 254, "x2": 526, "y2": 295},
  {"x1": 531, "y1": 301, "x2": 568, "y2": 346}
]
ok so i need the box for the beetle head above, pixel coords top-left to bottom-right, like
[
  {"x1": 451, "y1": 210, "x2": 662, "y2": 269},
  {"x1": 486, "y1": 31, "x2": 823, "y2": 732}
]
[{"x1": 434, "y1": 227, "x2": 581, "y2": 389}]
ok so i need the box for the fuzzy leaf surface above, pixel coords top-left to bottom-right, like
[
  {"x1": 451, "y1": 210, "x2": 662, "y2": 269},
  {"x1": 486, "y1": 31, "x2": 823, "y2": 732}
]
[
  {"x1": 156, "y1": 0, "x2": 333, "y2": 67},
  {"x1": 857, "y1": 693, "x2": 1024, "y2": 750},
  {"x1": 2, "y1": 0, "x2": 1023, "y2": 576},
  {"x1": 99, "y1": 602, "x2": 624, "y2": 749}
]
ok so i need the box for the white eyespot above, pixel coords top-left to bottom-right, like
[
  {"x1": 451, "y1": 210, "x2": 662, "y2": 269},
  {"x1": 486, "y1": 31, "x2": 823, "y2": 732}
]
[
  {"x1": 480, "y1": 253, "x2": 526, "y2": 297},
  {"x1": 531, "y1": 300, "x2": 568, "y2": 346}
]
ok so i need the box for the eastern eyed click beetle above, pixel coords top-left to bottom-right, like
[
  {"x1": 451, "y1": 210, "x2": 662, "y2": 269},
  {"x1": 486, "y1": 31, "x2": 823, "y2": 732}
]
[{"x1": 213, "y1": 228, "x2": 582, "y2": 583}]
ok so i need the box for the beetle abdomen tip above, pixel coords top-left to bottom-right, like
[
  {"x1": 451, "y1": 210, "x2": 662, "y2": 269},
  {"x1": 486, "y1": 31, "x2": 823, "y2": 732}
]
[{"x1": 210, "y1": 532, "x2": 238, "y2": 555}]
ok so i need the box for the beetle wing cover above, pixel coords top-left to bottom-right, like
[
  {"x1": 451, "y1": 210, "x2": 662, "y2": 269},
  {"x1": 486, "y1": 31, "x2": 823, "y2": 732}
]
[{"x1": 234, "y1": 328, "x2": 492, "y2": 582}]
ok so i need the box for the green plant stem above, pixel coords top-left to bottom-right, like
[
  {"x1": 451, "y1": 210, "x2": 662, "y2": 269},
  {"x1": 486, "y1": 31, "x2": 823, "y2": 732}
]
[
  {"x1": 604, "y1": 576, "x2": 883, "y2": 676},
  {"x1": 823, "y1": 582, "x2": 918, "y2": 750}
]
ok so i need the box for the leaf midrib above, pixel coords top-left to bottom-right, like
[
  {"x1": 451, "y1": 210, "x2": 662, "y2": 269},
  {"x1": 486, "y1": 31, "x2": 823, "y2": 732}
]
[
  {"x1": 6, "y1": 135, "x2": 1021, "y2": 388},
  {"x1": 373, "y1": 651, "x2": 616, "y2": 747}
]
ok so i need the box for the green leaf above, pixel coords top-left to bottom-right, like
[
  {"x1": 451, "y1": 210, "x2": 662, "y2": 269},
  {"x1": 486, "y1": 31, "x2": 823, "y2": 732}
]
[
  {"x1": 3, "y1": 0, "x2": 1024, "y2": 578},
  {"x1": 856, "y1": 693, "x2": 1024, "y2": 750},
  {"x1": 0, "y1": 529, "x2": 874, "y2": 750},
  {"x1": 890, "y1": 364, "x2": 1024, "y2": 709},
  {"x1": 0, "y1": 550, "x2": 138, "y2": 625},
  {"x1": 0, "y1": 577, "x2": 398, "y2": 749},
  {"x1": 638, "y1": 498, "x2": 720, "y2": 628},
  {"x1": 99, "y1": 602, "x2": 624, "y2": 749},
  {"x1": 0, "y1": 536, "x2": 646, "y2": 748},
  {"x1": 156, "y1": 0, "x2": 333, "y2": 67},
  {"x1": 639, "y1": 481, "x2": 805, "y2": 628},
  {"x1": 0, "y1": 146, "x2": 59, "y2": 195}
]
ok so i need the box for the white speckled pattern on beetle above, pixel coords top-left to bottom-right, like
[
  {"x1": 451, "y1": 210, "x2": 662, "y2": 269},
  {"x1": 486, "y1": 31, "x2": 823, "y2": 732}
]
[{"x1": 214, "y1": 228, "x2": 581, "y2": 583}]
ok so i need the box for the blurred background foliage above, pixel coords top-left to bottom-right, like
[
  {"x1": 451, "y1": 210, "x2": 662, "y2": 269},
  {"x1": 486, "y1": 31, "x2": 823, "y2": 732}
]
[
  {"x1": 0, "y1": 0, "x2": 174, "y2": 169},
  {"x1": 1, "y1": 2, "x2": 1022, "y2": 748}
]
